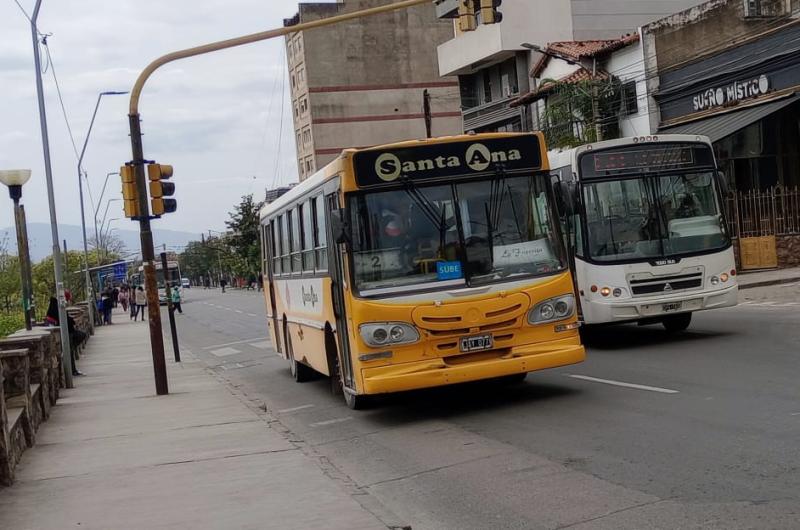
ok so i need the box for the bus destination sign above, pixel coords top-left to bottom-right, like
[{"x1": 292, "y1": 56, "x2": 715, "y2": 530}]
[
  {"x1": 580, "y1": 143, "x2": 716, "y2": 178},
  {"x1": 352, "y1": 135, "x2": 542, "y2": 188}
]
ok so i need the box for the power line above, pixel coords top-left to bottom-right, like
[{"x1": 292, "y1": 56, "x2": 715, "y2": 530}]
[
  {"x1": 41, "y1": 38, "x2": 81, "y2": 162},
  {"x1": 270, "y1": 48, "x2": 288, "y2": 190}
]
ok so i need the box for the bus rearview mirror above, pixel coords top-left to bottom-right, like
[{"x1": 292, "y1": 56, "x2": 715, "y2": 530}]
[
  {"x1": 717, "y1": 170, "x2": 730, "y2": 196},
  {"x1": 554, "y1": 179, "x2": 576, "y2": 217}
]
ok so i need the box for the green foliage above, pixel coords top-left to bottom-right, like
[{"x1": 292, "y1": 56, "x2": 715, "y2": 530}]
[
  {"x1": 0, "y1": 313, "x2": 25, "y2": 338},
  {"x1": 225, "y1": 194, "x2": 264, "y2": 277},
  {"x1": 539, "y1": 78, "x2": 621, "y2": 149}
]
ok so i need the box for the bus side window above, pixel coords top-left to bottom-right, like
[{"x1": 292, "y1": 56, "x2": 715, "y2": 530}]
[
  {"x1": 290, "y1": 208, "x2": 302, "y2": 273},
  {"x1": 270, "y1": 220, "x2": 280, "y2": 275},
  {"x1": 313, "y1": 195, "x2": 328, "y2": 271},
  {"x1": 280, "y1": 214, "x2": 290, "y2": 274},
  {"x1": 301, "y1": 201, "x2": 315, "y2": 272}
]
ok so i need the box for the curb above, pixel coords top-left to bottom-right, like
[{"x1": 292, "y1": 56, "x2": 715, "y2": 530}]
[{"x1": 738, "y1": 276, "x2": 800, "y2": 290}]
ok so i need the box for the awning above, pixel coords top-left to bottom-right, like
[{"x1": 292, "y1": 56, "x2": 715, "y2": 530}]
[{"x1": 659, "y1": 94, "x2": 800, "y2": 142}]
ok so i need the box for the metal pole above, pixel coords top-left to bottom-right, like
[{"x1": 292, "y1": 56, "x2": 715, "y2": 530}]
[
  {"x1": 12, "y1": 198, "x2": 33, "y2": 330},
  {"x1": 423, "y1": 89, "x2": 432, "y2": 138},
  {"x1": 77, "y1": 94, "x2": 103, "y2": 307},
  {"x1": 18, "y1": 205, "x2": 35, "y2": 325},
  {"x1": 161, "y1": 252, "x2": 181, "y2": 363},
  {"x1": 31, "y1": 0, "x2": 74, "y2": 388}
]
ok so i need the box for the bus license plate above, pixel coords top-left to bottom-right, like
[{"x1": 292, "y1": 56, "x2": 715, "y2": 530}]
[
  {"x1": 662, "y1": 302, "x2": 682, "y2": 312},
  {"x1": 460, "y1": 334, "x2": 493, "y2": 353}
]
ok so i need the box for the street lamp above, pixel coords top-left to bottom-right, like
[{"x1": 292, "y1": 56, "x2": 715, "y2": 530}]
[
  {"x1": 0, "y1": 170, "x2": 34, "y2": 330},
  {"x1": 93, "y1": 171, "x2": 119, "y2": 254},
  {"x1": 99, "y1": 217, "x2": 120, "y2": 262},
  {"x1": 77, "y1": 91, "x2": 128, "y2": 303}
]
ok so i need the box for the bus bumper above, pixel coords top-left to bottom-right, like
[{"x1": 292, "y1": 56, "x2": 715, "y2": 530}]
[
  {"x1": 360, "y1": 338, "x2": 585, "y2": 395},
  {"x1": 582, "y1": 284, "x2": 739, "y2": 324}
]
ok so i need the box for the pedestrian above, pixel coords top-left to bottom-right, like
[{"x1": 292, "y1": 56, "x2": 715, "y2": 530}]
[
  {"x1": 46, "y1": 297, "x2": 84, "y2": 376},
  {"x1": 171, "y1": 286, "x2": 183, "y2": 314},
  {"x1": 257, "y1": 272, "x2": 264, "y2": 292},
  {"x1": 220, "y1": 277, "x2": 227, "y2": 293},
  {"x1": 102, "y1": 287, "x2": 113, "y2": 325},
  {"x1": 112, "y1": 286, "x2": 120, "y2": 308},
  {"x1": 119, "y1": 287, "x2": 129, "y2": 313},
  {"x1": 134, "y1": 286, "x2": 147, "y2": 322}
]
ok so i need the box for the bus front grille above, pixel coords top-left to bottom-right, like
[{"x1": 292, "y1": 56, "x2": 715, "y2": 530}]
[{"x1": 627, "y1": 267, "x2": 704, "y2": 297}]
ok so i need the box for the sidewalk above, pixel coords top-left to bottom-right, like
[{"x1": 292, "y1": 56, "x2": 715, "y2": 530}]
[
  {"x1": 0, "y1": 313, "x2": 387, "y2": 530},
  {"x1": 737, "y1": 266, "x2": 800, "y2": 289}
]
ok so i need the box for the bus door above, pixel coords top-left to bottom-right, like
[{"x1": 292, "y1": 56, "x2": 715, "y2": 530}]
[
  {"x1": 326, "y1": 193, "x2": 355, "y2": 390},
  {"x1": 264, "y1": 222, "x2": 282, "y2": 354}
]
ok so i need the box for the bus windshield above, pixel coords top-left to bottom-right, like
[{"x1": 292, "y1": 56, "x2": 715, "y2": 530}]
[
  {"x1": 349, "y1": 174, "x2": 565, "y2": 295},
  {"x1": 582, "y1": 171, "x2": 728, "y2": 262}
]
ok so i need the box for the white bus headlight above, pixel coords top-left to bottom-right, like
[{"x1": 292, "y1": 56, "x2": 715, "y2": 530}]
[
  {"x1": 528, "y1": 295, "x2": 575, "y2": 325},
  {"x1": 360, "y1": 322, "x2": 419, "y2": 347}
]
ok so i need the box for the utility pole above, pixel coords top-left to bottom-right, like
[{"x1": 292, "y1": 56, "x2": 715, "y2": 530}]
[
  {"x1": 591, "y1": 57, "x2": 603, "y2": 142},
  {"x1": 30, "y1": 0, "x2": 74, "y2": 387},
  {"x1": 160, "y1": 252, "x2": 180, "y2": 363},
  {"x1": 125, "y1": 0, "x2": 432, "y2": 395},
  {"x1": 423, "y1": 89, "x2": 432, "y2": 138}
]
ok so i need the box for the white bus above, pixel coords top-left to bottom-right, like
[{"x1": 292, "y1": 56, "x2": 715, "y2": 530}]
[
  {"x1": 549, "y1": 135, "x2": 737, "y2": 331},
  {"x1": 133, "y1": 260, "x2": 181, "y2": 304}
]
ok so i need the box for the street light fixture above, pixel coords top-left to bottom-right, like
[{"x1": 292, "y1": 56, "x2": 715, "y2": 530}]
[
  {"x1": 77, "y1": 91, "x2": 128, "y2": 304},
  {"x1": 0, "y1": 169, "x2": 34, "y2": 329}
]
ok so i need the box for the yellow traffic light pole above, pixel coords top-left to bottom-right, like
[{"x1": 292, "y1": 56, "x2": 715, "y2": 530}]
[{"x1": 125, "y1": 0, "x2": 433, "y2": 395}]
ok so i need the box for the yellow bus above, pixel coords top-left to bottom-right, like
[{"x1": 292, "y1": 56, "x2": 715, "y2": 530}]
[{"x1": 260, "y1": 133, "x2": 584, "y2": 409}]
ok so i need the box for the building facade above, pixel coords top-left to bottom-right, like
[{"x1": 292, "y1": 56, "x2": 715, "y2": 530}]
[
  {"x1": 644, "y1": 0, "x2": 800, "y2": 192},
  {"x1": 434, "y1": 0, "x2": 707, "y2": 133},
  {"x1": 284, "y1": 0, "x2": 462, "y2": 181}
]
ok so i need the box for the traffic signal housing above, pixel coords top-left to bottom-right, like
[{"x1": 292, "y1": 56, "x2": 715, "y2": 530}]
[
  {"x1": 147, "y1": 163, "x2": 177, "y2": 216},
  {"x1": 457, "y1": 0, "x2": 476, "y2": 32},
  {"x1": 120, "y1": 165, "x2": 141, "y2": 218},
  {"x1": 479, "y1": 0, "x2": 502, "y2": 24}
]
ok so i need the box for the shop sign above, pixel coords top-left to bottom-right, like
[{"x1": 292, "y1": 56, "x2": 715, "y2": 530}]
[{"x1": 692, "y1": 75, "x2": 770, "y2": 111}]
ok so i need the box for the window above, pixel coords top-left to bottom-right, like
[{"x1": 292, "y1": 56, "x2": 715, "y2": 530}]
[
  {"x1": 279, "y1": 214, "x2": 289, "y2": 273},
  {"x1": 298, "y1": 159, "x2": 305, "y2": 178},
  {"x1": 300, "y1": 97, "x2": 308, "y2": 115},
  {"x1": 313, "y1": 195, "x2": 328, "y2": 270},
  {"x1": 294, "y1": 101, "x2": 299, "y2": 118},
  {"x1": 743, "y1": 0, "x2": 762, "y2": 16},
  {"x1": 296, "y1": 131, "x2": 301, "y2": 149},
  {"x1": 621, "y1": 81, "x2": 638, "y2": 116},
  {"x1": 291, "y1": 73, "x2": 296, "y2": 90},
  {"x1": 301, "y1": 202, "x2": 315, "y2": 271},
  {"x1": 290, "y1": 208, "x2": 301, "y2": 273},
  {"x1": 482, "y1": 71, "x2": 492, "y2": 104}
]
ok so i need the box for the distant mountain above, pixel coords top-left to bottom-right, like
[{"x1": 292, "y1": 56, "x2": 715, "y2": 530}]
[{"x1": 0, "y1": 223, "x2": 202, "y2": 262}]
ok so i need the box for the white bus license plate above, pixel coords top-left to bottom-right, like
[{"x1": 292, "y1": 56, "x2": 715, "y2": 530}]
[
  {"x1": 460, "y1": 334, "x2": 493, "y2": 353},
  {"x1": 662, "y1": 302, "x2": 682, "y2": 312}
]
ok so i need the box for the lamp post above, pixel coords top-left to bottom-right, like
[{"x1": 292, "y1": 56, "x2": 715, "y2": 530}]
[
  {"x1": 78, "y1": 91, "x2": 128, "y2": 303},
  {"x1": 99, "y1": 217, "x2": 119, "y2": 263},
  {"x1": 93, "y1": 171, "x2": 118, "y2": 252},
  {"x1": 0, "y1": 170, "x2": 34, "y2": 330}
]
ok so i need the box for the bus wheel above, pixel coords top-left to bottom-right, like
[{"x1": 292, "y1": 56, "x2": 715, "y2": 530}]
[
  {"x1": 285, "y1": 326, "x2": 314, "y2": 382},
  {"x1": 343, "y1": 389, "x2": 370, "y2": 410},
  {"x1": 662, "y1": 313, "x2": 692, "y2": 332}
]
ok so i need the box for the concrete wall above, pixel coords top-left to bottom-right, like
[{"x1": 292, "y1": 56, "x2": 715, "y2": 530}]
[
  {"x1": 287, "y1": 0, "x2": 461, "y2": 180},
  {"x1": 646, "y1": 0, "x2": 798, "y2": 72},
  {"x1": 570, "y1": 0, "x2": 710, "y2": 40}
]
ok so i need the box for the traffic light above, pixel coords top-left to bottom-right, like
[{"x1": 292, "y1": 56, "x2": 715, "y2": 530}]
[
  {"x1": 457, "y1": 0, "x2": 476, "y2": 32},
  {"x1": 479, "y1": 0, "x2": 502, "y2": 24},
  {"x1": 120, "y1": 165, "x2": 141, "y2": 218},
  {"x1": 147, "y1": 163, "x2": 177, "y2": 216}
]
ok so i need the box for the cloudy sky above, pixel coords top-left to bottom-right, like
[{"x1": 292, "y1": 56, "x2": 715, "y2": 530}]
[{"x1": 1, "y1": 0, "x2": 326, "y2": 236}]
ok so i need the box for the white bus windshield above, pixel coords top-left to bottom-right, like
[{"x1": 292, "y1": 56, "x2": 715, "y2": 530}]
[
  {"x1": 583, "y1": 171, "x2": 728, "y2": 262},
  {"x1": 348, "y1": 174, "x2": 565, "y2": 296}
]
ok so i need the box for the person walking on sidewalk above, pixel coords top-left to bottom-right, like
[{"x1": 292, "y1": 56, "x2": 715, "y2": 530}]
[
  {"x1": 171, "y1": 286, "x2": 183, "y2": 314},
  {"x1": 220, "y1": 277, "x2": 227, "y2": 293},
  {"x1": 102, "y1": 286, "x2": 113, "y2": 325},
  {"x1": 134, "y1": 286, "x2": 147, "y2": 322},
  {"x1": 119, "y1": 287, "x2": 129, "y2": 313},
  {"x1": 46, "y1": 297, "x2": 84, "y2": 376}
]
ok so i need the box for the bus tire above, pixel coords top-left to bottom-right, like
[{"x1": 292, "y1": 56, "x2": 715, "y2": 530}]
[
  {"x1": 325, "y1": 326, "x2": 343, "y2": 396},
  {"x1": 662, "y1": 313, "x2": 692, "y2": 332},
  {"x1": 285, "y1": 324, "x2": 314, "y2": 382},
  {"x1": 344, "y1": 390, "x2": 370, "y2": 410}
]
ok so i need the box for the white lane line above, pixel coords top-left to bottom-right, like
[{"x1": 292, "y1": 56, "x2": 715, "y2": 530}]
[
  {"x1": 310, "y1": 417, "x2": 353, "y2": 427},
  {"x1": 210, "y1": 347, "x2": 242, "y2": 357},
  {"x1": 278, "y1": 404, "x2": 315, "y2": 414},
  {"x1": 567, "y1": 374, "x2": 679, "y2": 394},
  {"x1": 235, "y1": 310, "x2": 244, "y2": 314},
  {"x1": 202, "y1": 337, "x2": 269, "y2": 350},
  {"x1": 249, "y1": 340, "x2": 271, "y2": 350},
  {"x1": 247, "y1": 313, "x2": 259, "y2": 317}
]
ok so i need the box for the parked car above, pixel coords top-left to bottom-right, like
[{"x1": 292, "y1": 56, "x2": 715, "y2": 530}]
[{"x1": 181, "y1": 277, "x2": 191, "y2": 288}]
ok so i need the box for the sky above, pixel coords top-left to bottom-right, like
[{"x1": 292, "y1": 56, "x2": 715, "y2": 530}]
[{"x1": 0, "y1": 0, "x2": 326, "y2": 236}]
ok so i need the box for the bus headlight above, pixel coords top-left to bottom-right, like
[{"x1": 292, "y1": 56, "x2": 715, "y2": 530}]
[
  {"x1": 528, "y1": 295, "x2": 575, "y2": 325},
  {"x1": 360, "y1": 322, "x2": 419, "y2": 347}
]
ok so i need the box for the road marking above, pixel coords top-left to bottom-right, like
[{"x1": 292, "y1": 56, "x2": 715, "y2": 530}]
[
  {"x1": 247, "y1": 313, "x2": 258, "y2": 317},
  {"x1": 278, "y1": 404, "x2": 315, "y2": 414},
  {"x1": 567, "y1": 374, "x2": 679, "y2": 394},
  {"x1": 210, "y1": 347, "x2": 241, "y2": 357},
  {"x1": 202, "y1": 337, "x2": 270, "y2": 350},
  {"x1": 310, "y1": 417, "x2": 353, "y2": 427},
  {"x1": 249, "y1": 340, "x2": 271, "y2": 350},
  {"x1": 235, "y1": 310, "x2": 244, "y2": 314},
  {"x1": 791, "y1": 412, "x2": 800, "y2": 416}
]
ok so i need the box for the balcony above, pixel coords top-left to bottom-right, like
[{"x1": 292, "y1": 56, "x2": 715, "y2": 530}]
[{"x1": 462, "y1": 95, "x2": 524, "y2": 131}]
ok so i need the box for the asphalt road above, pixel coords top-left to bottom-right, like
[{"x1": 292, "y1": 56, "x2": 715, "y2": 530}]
[{"x1": 166, "y1": 284, "x2": 800, "y2": 529}]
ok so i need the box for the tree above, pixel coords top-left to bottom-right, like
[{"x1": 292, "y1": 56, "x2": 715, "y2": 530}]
[
  {"x1": 0, "y1": 237, "x2": 22, "y2": 313},
  {"x1": 226, "y1": 194, "x2": 263, "y2": 278},
  {"x1": 89, "y1": 233, "x2": 127, "y2": 266}
]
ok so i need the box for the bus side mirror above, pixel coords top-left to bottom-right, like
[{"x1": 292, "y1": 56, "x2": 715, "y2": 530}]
[
  {"x1": 329, "y1": 209, "x2": 350, "y2": 245},
  {"x1": 553, "y1": 178, "x2": 576, "y2": 217},
  {"x1": 717, "y1": 170, "x2": 730, "y2": 196}
]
